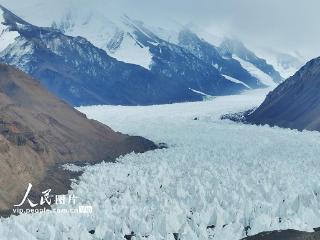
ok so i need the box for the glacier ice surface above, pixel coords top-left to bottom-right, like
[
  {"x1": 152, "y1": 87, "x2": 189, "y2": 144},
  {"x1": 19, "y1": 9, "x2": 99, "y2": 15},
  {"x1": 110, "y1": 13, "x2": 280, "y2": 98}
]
[{"x1": 1, "y1": 89, "x2": 320, "y2": 240}]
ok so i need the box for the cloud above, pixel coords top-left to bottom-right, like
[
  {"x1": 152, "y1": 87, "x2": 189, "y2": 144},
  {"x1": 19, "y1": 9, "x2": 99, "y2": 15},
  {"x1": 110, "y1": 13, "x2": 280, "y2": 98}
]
[{"x1": 0, "y1": 0, "x2": 319, "y2": 59}]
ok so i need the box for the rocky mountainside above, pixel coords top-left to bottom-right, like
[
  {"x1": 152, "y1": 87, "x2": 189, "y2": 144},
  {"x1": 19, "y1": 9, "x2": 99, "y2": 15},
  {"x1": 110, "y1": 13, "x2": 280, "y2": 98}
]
[
  {"x1": 122, "y1": 17, "x2": 245, "y2": 96},
  {"x1": 247, "y1": 57, "x2": 320, "y2": 131},
  {"x1": 178, "y1": 29, "x2": 261, "y2": 89},
  {"x1": 0, "y1": 63, "x2": 156, "y2": 213}
]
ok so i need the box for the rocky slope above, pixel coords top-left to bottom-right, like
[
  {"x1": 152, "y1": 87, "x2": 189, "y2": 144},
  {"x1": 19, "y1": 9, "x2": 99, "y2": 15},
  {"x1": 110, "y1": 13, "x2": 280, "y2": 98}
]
[
  {"x1": 247, "y1": 57, "x2": 320, "y2": 132},
  {"x1": 178, "y1": 29, "x2": 261, "y2": 89},
  {"x1": 0, "y1": 63, "x2": 156, "y2": 213}
]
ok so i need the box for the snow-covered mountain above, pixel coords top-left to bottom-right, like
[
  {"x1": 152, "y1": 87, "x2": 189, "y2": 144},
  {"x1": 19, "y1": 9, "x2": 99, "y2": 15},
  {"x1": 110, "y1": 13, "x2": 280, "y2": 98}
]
[
  {"x1": 53, "y1": 12, "x2": 154, "y2": 70},
  {"x1": 219, "y1": 39, "x2": 283, "y2": 86},
  {"x1": 0, "y1": 4, "x2": 285, "y2": 107},
  {"x1": 177, "y1": 29, "x2": 262, "y2": 89},
  {"x1": 0, "y1": 5, "x2": 251, "y2": 106},
  {"x1": 54, "y1": 9, "x2": 282, "y2": 89},
  {"x1": 0, "y1": 6, "x2": 177, "y2": 106}
]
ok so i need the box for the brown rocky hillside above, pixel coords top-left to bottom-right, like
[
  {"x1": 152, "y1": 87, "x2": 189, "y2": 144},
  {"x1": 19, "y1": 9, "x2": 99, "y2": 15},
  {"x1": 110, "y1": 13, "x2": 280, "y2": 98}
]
[{"x1": 0, "y1": 64, "x2": 156, "y2": 213}]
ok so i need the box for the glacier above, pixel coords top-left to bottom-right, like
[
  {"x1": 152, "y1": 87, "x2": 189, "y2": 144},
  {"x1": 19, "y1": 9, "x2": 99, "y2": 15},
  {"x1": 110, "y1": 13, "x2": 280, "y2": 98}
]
[{"x1": 1, "y1": 89, "x2": 320, "y2": 239}]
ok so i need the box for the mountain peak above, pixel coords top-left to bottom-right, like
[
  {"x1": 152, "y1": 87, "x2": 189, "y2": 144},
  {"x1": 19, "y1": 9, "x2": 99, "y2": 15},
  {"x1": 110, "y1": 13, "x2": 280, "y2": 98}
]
[{"x1": 0, "y1": 5, "x2": 30, "y2": 27}]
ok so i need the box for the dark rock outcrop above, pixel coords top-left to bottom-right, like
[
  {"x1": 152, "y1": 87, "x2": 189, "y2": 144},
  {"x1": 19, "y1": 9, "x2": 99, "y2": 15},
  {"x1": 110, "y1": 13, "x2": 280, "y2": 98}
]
[{"x1": 247, "y1": 57, "x2": 320, "y2": 132}]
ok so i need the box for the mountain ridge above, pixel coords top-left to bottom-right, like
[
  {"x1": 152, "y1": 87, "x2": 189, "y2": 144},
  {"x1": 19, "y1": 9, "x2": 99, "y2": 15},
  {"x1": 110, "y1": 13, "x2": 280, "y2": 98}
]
[
  {"x1": 0, "y1": 5, "x2": 248, "y2": 106},
  {"x1": 52, "y1": 9, "x2": 282, "y2": 89},
  {"x1": 246, "y1": 56, "x2": 320, "y2": 131}
]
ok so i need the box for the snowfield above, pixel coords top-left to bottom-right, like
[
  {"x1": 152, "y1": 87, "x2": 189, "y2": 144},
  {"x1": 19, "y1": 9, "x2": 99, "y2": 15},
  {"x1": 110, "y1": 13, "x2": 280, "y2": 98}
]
[{"x1": 2, "y1": 89, "x2": 320, "y2": 240}]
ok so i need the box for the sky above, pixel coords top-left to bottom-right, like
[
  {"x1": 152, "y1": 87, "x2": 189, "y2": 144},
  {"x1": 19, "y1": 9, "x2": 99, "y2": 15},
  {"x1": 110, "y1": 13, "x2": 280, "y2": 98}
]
[{"x1": 0, "y1": 0, "x2": 319, "y2": 60}]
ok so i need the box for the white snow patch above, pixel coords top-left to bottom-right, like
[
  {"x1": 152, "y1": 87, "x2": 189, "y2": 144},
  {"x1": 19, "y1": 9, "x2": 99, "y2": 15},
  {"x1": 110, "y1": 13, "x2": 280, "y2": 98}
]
[
  {"x1": 0, "y1": 39, "x2": 34, "y2": 72},
  {"x1": 189, "y1": 88, "x2": 211, "y2": 97},
  {"x1": 107, "y1": 33, "x2": 153, "y2": 70},
  {"x1": 222, "y1": 74, "x2": 251, "y2": 89},
  {"x1": 233, "y1": 55, "x2": 277, "y2": 87},
  {"x1": 2, "y1": 89, "x2": 320, "y2": 239},
  {"x1": 56, "y1": 10, "x2": 154, "y2": 70},
  {"x1": 0, "y1": 10, "x2": 20, "y2": 52}
]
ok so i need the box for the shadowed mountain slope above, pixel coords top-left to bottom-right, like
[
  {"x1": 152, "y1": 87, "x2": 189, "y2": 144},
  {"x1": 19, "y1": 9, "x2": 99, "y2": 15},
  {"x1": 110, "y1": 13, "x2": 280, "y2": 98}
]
[{"x1": 247, "y1": 57, "x2": 320, "y2": 132}]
